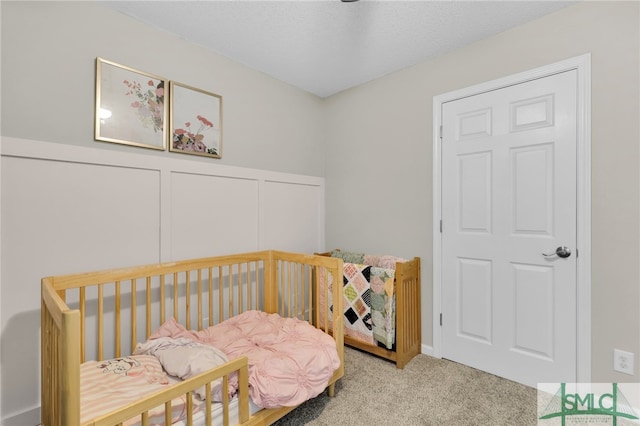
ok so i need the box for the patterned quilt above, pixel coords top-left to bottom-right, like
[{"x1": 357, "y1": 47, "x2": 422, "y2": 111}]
[{"x1": 318, "y1": 257, "x2": 397, "y2": 349}]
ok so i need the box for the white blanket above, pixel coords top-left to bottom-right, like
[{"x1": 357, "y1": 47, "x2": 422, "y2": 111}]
[{"x1": 135, "y1": 337, "x2": 237, "y2": 401}]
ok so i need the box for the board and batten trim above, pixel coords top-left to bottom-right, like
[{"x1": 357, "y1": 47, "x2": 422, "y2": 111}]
[{"x1": 1, "y1": 136, "x2": 326, "y2": 259}]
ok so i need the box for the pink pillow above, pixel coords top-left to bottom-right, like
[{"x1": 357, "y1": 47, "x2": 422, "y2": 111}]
[{"x1": 149, "y1": 317, "x2": 198, "y2": 340}]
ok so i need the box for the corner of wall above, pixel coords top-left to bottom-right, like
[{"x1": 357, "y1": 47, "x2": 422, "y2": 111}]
[{"x1": 1, "y1": 407, "x2": 40, "y2": 426}]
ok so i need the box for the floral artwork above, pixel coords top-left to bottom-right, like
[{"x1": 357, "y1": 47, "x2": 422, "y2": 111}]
[
  {"x1": 173, "y1": 114, "x2": 218, "y2": 156},
  {"x1": 123, "y1": 79, "x2": 164, "y2": 133},
  {"x1": 170, "y1": 81, "x2": 222, "y2": 158},
  {"x1": 95, "y1": 57, "x2": 167, "y2": 150}
]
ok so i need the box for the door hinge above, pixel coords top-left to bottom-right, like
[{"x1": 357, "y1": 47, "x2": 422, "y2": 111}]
[
  {"x1": 439, "y1": 125, "x2": 443, "y2": 140},
  {"x1": 440, "y1": 313, "x2": 443, "y2": 326},
  {"x1": 440, "y1": 220, "x2": 443, "y2": 233}
]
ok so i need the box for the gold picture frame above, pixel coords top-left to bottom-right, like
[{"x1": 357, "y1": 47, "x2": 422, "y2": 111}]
[
  {"x1": 95, "y1": 57, "x2": 167, "y2": 150},
  {"x1": 169, "y1": 81, "x2": 222, "y2": 158}
]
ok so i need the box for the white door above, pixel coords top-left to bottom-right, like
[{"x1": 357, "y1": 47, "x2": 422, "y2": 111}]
[{"x1": 441, "y1": 70, "x2": 578, "y2": 387}]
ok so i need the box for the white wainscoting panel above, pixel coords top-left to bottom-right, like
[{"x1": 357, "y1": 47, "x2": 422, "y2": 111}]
[
  {"x1": 170, "y1": 172, "x2": 260, "y2": 260},
  {"x1": 261, "y1": 180, "x2": 323, "y2": 254}
]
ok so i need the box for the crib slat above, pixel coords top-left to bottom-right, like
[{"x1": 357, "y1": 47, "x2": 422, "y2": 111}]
[
  {"x1": 79, "y1": 287, "x2": 86, "y2": 363},
  {"x1": 247, "y1": 262, "x2": 251, "y2": 311},
  {"x1": 204, "y1": 383, "x2": 212, "y2": 425},
  {"x1": 173, "y1": 272, "x2": 179, "y2": 323},
  {"x1": 239, "y1": 262, "x2": 245, "y2": 315},
  {"x1": 238, "y1": 263, "x2": 242, "y2": 316},
  {"x1": 255, "y1": 261, "x2": 261, "y2": 311},
  {"x1": 297, "y1": 263, "x2": 302, "y2": 318},
  {"x1": 294, "y1": 262, "x2": 298, "y2": 317},
  {"x1": 160, "y1": 274, "x2": 166, "y2": 324},
  {"x1": 208, "y1": 267, "x2": 214, "y2": 328},
  {"x1": 218, "y1": 266, "x2": 224, "y2": 323},
  {"x1": 234, "y1": 265, "x2": 238, "y2": 315},
  {"x1": 299, "y1": 265, "x2": 303, "y2": 320},
  {"x1": 306, "y1": 265, "x2": 311, "y2": 322},
  {"x1": 280, "y1": 261, "x2": 285, "y2": 315},
  {"x1": 239, "y1": 263, "x2": 243, "y2": 314},
  {"x1": 288, "y1": 262, "x2": 293, "y2": 317},
  {"x1": 294, "y1": 265, "x2": 302, "y2": 318},
  {"x1": 131, "y1": 279, "x2": 137, "y2": 352},
  {"x1": 228, "y1": 265, "x2": 233, "y2": 318},
  {"x1": 287, "y1": 262, "x2": 292, "y2": 317},
  {"x1": 294, "y1": 263, "x2": 298, "y2": 317},
  {"x1": 284, "y1": 261, "x2": 288, "y2": 315},
  {"x1": 115, "y1": 281, "x2": 121, "y2": 358},
  {"x1": 323, "y1": 267, "x2": 329, "y2": 332},
  {"x1": 223, "y1": 375, "x2": 230, "y2": 425},
  {"x1": 146, "y1": 276, "x2": 152, "y2": 338},
  {"x1": 186, "y1": 394, "x2": 193, "y2": 424},
  {"x1": 197, "y1": 269, "x2": 203, "y2": 330},
  {"x1": 98, "y1": 284, "x2": 104, "y2": 360},
  {"x1": 164, "y1": 401, "x2": 171, "y2": 425},
  {"x1": 238, "y1": 362, "x2": 250, "y2": 424},
  {"x1": 238, "y1": 263, "x2": 242, "y2": 315},
  {"x1": 185, "y1": 271, "x2": 191, "y2": 329}
]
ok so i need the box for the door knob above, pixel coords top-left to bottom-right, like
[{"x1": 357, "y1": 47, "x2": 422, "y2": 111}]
[{"x1": 542, "y1": 246, "x2": 571, "y2": 258}]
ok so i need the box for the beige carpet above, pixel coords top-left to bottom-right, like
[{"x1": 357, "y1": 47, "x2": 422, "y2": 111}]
[{"x1": 272, "y1": 347, "x2": 537, "y2": 425}]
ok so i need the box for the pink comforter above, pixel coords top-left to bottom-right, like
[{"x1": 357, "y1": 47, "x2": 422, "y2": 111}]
[{"x1": 149, "y1": 311, "x2": 341, "y2": 408}]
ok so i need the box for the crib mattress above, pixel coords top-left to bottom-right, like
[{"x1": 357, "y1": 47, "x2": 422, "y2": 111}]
[{"x1": 80, "y1": 355, "x2": 188, "y2": 425}]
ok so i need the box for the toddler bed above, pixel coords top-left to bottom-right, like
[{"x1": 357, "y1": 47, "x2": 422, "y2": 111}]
[
  {"x1": 318, "y1": 250, "x2": 421, "y2": 369},
  {"x1": 41, "y1": 250, "x2": 344, "y2": 426}
]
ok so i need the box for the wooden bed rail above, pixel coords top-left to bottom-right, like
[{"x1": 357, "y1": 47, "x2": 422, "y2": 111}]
[{"x1": 41, "y1": 250, "x2": 344, "y2": 426}]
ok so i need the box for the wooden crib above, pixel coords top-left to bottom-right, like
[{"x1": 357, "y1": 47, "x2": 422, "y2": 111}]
[
  {"x1": 318, "y1": 250, "x2": 421, "y2": 369},
  {"x1": 41, "y1": 250, "x2": 344, "y2": 426}
]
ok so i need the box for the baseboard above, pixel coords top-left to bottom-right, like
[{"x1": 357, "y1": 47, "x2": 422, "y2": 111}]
[
  {"x1": 421, "y1": 343, "x2": 435, "y2": 357},
  {"x1": 2, "y1": 406, "x2": 40, "y2": 426}
]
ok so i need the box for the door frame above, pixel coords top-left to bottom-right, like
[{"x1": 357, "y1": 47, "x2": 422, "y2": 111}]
[{"x1": 432, "y1": 54, "x2": 592, "y2": 383}]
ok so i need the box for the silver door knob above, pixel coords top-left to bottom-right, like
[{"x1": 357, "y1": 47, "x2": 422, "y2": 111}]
[{"x1": 542, "y1": 246, "x2": 571, "y2": 258}]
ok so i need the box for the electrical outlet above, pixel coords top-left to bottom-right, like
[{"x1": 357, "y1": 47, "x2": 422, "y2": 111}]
[{"x1": 614, "y1": 349, "x2": 635, "y2": 375}]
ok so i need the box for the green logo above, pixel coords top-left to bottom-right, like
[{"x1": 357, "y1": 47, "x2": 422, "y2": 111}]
[{"x1": 539, "y1": 383, "x2": 639, "y2": 425}]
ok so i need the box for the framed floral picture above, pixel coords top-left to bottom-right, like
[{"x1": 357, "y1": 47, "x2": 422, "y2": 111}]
[
  {"x1": 95, "y1": 58, "x2": 167, "y2": 150},
  {"x1": 169, "y1": 81, "x2": 222, "y2": 158}
]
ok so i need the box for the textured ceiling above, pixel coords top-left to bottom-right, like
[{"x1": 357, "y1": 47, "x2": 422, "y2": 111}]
[{"x1": 101, "y1": 0, "x2": 575, "y2": 98}]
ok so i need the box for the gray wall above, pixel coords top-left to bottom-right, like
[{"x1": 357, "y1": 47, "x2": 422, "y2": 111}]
[
  {"x1": 325, "y1": 0, "x2": 639, "y2": 384},
  {"x1": 0, "y1": 1, "x2": 325, "y2": 177}
]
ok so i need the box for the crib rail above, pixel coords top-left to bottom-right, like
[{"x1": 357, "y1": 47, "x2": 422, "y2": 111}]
[
  {"x1": 49, "y1": 252, "x2": 272, "y2": 363},
  {"x1": 90, "y1": 357, "x2": 249, "y2": 426},
  {"x1": 42, "y1": 278, "x2": 81, "y2": 425},
  {"x1": 41, "y1": 250, "x2": 343, "y2": 426}
]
